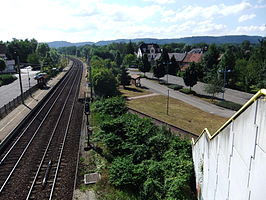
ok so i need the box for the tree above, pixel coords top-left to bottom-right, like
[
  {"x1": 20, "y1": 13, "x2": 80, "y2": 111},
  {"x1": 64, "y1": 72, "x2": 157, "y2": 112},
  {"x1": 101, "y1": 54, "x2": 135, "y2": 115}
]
[
  {"x1": 139, "y1": 54, "x2": 151, "y2": 76},
  {"x1": 36, "y1": 43, "x2": 50, "y2": 57},
  {"x1": 92, "y1": 68, "x2": 118, "y2": 97},
  {"x1": 0, "y1": 58, "x2": 6, "y2": 71},
  {"x1": 218, "y1": 48, "x2": 236, "y2": 87},
  {"x1": 120, "y1": 66, "x2": 131, "y2": 88},
  {"x1": 123, "y1": 54, "x2": 136, "y2": 68},
  {"x1": 183, "y1": 62, "x2": 198, "y2": 90},
  {"x1": 168, "y1": 55, "x2": 178, "y2": 76},
  {"x1": 153, "y1": 62, "x2": 165, "y2": 80},
  {"x1": 115, "y1": 51, "x2": 123, "y2": 67},
  {"x1": 126, "y1": 40, "x2": 135, "y2": 55},
  {"x1": 202, "y1": 44, "x2": 220, "y2": 74},
  {"x1": 6, "y1": 38, "x2": 38, "y2": 63},
  {"x1": 204, "y1": 76, "x2": 223, "y2": 99}
]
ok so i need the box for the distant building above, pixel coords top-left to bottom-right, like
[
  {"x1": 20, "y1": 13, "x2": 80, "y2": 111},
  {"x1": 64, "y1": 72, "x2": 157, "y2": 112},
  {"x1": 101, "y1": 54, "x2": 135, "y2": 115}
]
[
  {"x1": 137, "y1": 43, "x2": 204, "y2": 71},
  {"x1": 181, "y1": 53, "x2": 203, "y2": 71},
  {"x1": 137, "y1": 43, "x2": 161, "y2": 61}
]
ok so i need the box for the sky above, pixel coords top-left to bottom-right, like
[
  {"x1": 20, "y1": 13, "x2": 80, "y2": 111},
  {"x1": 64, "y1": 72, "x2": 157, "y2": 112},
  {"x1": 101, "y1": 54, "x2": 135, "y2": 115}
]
[{"x1": 0, "y1": 0, "x2": 265, "y2": 43}]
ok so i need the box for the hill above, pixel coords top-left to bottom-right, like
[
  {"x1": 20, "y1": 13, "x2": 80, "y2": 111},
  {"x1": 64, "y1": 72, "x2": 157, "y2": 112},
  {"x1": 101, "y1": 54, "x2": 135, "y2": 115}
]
[
  {"x1": 47, "y1": 35, "x2": 264, "y2": 48},
  {"x1": 47, "y1": 41, "x2": 94, "y2": 48}
]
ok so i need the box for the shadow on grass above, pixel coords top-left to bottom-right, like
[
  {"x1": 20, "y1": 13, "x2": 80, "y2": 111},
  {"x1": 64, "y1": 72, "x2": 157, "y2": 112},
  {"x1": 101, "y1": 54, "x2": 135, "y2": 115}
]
[
  {"x1": 124, "y1": 86, "x2": 143, "y2": 93},
  {"x1": 194, "y1": 93, "x2": 223, "y2": 101}
]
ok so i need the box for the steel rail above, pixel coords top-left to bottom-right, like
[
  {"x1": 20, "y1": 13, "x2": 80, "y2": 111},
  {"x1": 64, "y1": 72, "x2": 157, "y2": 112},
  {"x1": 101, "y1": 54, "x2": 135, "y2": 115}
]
[
  {"x1": 49, "y1": 61, "x2": 83, "y2": 200},
  {"x1": 0, "y1": 62, "x2": 78, "y2": 193},
  {"x1": 25, "y1": 61, "x2": 82, "y2": 199},
  {"x1": 0, "y1": 62, "x2": 75, "y2": 165}
]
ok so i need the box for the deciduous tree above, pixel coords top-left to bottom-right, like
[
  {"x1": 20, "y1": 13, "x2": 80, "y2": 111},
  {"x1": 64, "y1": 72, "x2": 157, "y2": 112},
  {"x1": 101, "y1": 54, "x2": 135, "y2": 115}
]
[
  {"x1": 183, "y1": 62, "x2": 198, "y2": 90},
  {"x1": 0, "y1": 58, "x2": 6, "y2": 71},
  {"x1": 139, "y1": 54, "x2": 151, "y2": 76}
]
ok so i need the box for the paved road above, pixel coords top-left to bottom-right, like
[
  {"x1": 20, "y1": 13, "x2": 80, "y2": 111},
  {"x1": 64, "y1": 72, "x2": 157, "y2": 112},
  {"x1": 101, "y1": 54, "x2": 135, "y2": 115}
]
[
  {"x1": 0, "y1": 69, "x2": 39, "y2": 108},
  {"x1": 140, "y1": 78, "x2": 236, "y2": 118},
  {"x1": 142, "y1": 72, "x2": 253, "y2": 105}
]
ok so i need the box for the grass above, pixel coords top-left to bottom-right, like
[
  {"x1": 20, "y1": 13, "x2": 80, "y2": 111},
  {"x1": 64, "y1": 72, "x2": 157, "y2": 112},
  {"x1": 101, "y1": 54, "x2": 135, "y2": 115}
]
[
  {"x1": 119, "y1": 85, "x2": 151, "y2": 98},
  {"x1": 127, "y1": 95, "x2": 228, "y2": 135}
]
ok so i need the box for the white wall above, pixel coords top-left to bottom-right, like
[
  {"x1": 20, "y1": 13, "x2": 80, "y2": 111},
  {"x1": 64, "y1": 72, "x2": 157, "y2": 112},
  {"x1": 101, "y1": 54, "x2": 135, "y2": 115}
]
[{"x1": 192, "y1": 98, "x2": 266, "y2": 200}]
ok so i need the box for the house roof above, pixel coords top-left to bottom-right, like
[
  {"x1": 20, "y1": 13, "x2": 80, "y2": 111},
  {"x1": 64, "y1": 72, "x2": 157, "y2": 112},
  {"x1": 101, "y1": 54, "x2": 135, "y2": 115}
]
[
  {"x1": 130, "y1": 74, "x2": 141, "y2": 80},
  {"x1": 154, "y1": 53, "x2": 186, "y2": 61},
  {"x1": 183, "y1": 53, "x2": 203, "y2": 63},
  {"x1": 168, "y1": 53, "x2": 187, "y2": 62},
  {"x1": 188, "y1": 48, "x2": 203, "y2": 54},
  {"x1": 138, "y1": 43, "x2": 161, "y2": 54}
]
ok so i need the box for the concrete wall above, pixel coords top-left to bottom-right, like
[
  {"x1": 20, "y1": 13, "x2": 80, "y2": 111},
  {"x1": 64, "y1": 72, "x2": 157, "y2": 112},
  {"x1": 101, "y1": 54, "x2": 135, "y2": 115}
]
[{"x1": 192, "y1": 98, "x2": 266, "y2": 200}]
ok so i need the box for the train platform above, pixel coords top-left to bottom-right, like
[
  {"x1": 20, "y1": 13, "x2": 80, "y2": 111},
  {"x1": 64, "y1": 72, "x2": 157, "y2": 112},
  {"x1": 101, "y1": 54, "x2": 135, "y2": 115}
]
[{"x1": 0, "y1": 61, "x2": 73, "y2": 142}]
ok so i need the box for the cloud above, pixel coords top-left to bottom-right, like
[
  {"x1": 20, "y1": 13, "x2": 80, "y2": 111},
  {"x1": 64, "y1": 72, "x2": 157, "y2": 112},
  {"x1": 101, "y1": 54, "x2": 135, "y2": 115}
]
[
  {"x1": 219, "y1": 1, "x2": 252, "y2": 16},
  {"x1": 234, "y1": 24, "x2": 266, "y2": 34},
  {"x1": 238, "y1": 14, "x2": 256, "y2": 22},
  {"x1": 143, "y1": 0, "x2": 176, "y2": 4},
  {"x1": 162, "y1": 1, "x2": 252, "y2": 22}
]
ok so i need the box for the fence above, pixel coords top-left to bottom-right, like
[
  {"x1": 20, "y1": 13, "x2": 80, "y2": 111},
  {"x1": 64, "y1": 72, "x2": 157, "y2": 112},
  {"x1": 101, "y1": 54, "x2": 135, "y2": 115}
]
[{"x1": 0, "y1": 85, "x2": 39, "y2": 119}]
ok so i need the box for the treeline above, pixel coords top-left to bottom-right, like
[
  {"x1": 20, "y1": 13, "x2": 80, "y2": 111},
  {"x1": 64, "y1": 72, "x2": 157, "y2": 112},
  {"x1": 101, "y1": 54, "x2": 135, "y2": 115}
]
[
  {"x1": 58, "y1": 39, "x2": 266, "y2": 93},
  {"x1": 0, "y1": 39, "x2": 63, "y2": 75},
  {"x1": 91, "y1": 97, "x2": 196, "y2": 200}
]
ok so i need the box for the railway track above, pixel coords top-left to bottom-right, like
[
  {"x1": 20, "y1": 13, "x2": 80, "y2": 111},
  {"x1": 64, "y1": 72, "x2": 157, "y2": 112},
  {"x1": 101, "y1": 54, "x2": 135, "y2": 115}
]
[{"x1": 0, "y1": 58, "x2": 83, "y2": 199}]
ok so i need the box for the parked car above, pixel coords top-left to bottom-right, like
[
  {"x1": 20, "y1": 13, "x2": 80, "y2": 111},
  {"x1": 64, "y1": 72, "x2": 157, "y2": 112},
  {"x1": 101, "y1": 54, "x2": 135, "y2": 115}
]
[{"x1": 34, "y1": 72, "x2": 47, "y2": 80}]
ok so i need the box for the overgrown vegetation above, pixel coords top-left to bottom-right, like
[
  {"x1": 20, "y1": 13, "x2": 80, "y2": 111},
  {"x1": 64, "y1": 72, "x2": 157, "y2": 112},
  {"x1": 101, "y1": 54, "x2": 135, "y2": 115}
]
[{"x1": 90, "y1": 96, "x2": 196, "y2": 200}]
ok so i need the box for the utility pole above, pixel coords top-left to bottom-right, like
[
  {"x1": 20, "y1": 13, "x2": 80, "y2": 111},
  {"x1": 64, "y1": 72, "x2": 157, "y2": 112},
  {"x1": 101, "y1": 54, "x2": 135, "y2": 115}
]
[
  {"x1": 166, "y1": 89, "x2": 170, "y2": 115},
  {"x1": 17, "y1": 55, "x2": 24, "y2": 104}
]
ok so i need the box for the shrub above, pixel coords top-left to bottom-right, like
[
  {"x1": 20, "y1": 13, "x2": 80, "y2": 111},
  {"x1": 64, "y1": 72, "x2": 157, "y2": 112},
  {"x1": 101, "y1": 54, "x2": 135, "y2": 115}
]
[
  {"x1": 167, "y1": 84, "x2": 183, "y2": 90},
  {"x1": 0, "y1": 74, "x2": 17, "y2": 86},
  {"x1": 179, "y1": 88, "x2": 196, "y2": 95},
  {"x1": 214, "y1": 100, "x2": 242, "y2": 111},
  {"x1": 92, "y1": 96, "x2": 127, "y2": 118}
]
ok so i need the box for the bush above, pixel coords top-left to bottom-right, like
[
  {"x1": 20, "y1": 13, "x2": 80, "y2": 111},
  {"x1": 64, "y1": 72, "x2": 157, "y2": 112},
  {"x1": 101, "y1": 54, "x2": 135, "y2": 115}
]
[
  {"x1": 167, "y1": 84, "x2": 183, "y2": 90},
  {"x1": 91, "y1": 97, "x2": 196, "y2": 199},
  {"x1": 92, "y1": 96, "x2": 127, "y2": 118},
  {"x1": 0, "y1": 74, "x2": 17, "y2": 86},
  {"x1": 214, "y1": 100, "x2": 242, "y2": 111},
  {"x1": 179, "y1": 88, "x2": 196, "y2": 95}
]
